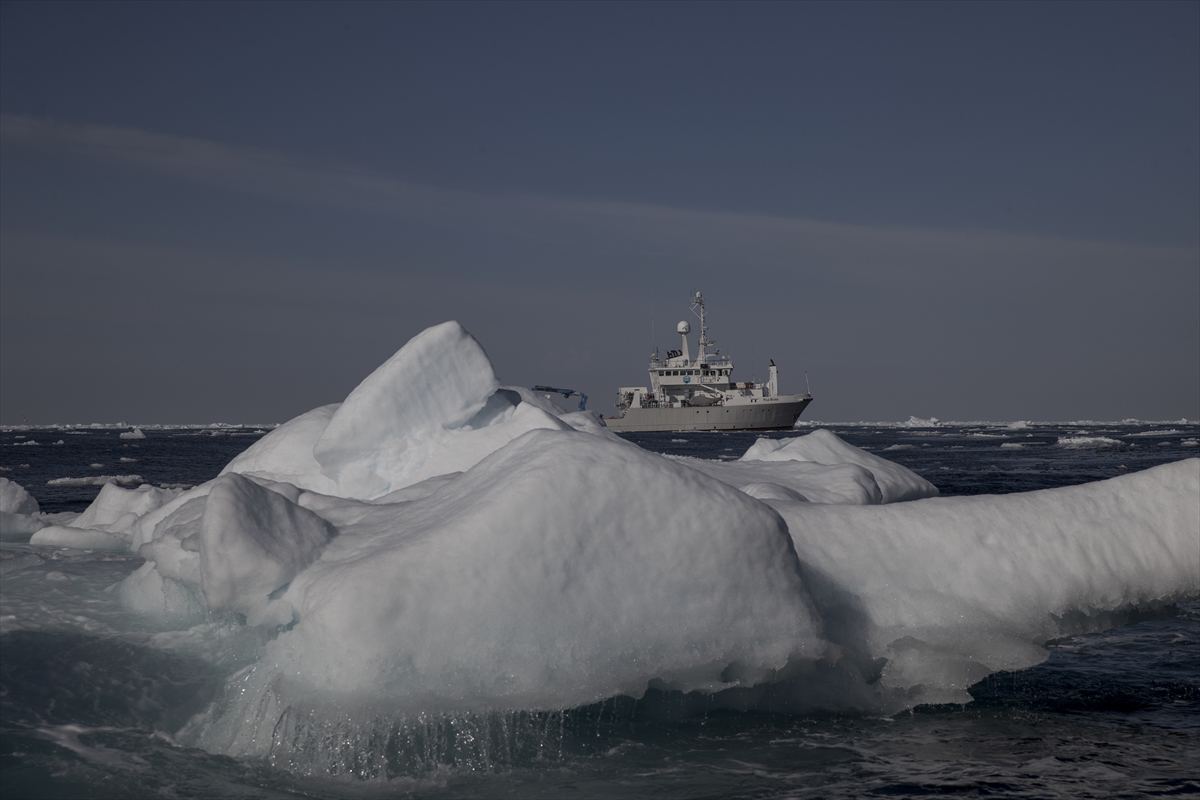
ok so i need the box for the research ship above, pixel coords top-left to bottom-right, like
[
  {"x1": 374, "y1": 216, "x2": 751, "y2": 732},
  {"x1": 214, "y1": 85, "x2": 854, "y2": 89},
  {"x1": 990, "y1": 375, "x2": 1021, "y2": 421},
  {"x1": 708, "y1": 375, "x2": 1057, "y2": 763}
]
[{"x1": 604, "y1": 292, "x2": 812, "y2": 432}]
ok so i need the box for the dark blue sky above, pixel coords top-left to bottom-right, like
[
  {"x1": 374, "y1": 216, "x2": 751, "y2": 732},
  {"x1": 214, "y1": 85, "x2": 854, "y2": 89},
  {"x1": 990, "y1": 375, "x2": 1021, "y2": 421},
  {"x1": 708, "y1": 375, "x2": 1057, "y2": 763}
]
[{"x1": 2, "y1": 1, "x2": 1197, "y2": 423}]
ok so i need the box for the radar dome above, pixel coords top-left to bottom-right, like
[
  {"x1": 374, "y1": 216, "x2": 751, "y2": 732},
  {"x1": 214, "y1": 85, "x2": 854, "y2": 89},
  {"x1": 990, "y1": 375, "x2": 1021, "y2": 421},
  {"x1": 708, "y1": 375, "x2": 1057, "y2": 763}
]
[{"x1": 676, "y1": 321, "x2": 691, "y2": 335}]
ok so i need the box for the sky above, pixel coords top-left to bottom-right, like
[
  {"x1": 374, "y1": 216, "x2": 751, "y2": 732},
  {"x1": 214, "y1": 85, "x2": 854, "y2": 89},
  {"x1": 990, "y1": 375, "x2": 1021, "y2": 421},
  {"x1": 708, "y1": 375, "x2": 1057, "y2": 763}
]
[{"x1": 1, "y1": 1, "x2": 1197, "y2": 424}]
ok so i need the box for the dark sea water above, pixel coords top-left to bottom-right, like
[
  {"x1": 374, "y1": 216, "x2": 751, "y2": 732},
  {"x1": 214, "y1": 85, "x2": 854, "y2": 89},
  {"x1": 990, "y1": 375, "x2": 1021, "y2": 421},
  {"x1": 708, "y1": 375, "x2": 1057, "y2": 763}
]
[{"x1": 2, "y1": 422, "x2": 1198, "y2": 799}]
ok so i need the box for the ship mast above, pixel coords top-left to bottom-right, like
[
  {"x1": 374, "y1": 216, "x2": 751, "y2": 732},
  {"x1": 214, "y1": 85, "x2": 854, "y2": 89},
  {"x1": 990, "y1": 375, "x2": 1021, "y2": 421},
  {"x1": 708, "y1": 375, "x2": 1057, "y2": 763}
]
[{"x1": 690, "y1": 291, "x2": 712, "y2": 366}]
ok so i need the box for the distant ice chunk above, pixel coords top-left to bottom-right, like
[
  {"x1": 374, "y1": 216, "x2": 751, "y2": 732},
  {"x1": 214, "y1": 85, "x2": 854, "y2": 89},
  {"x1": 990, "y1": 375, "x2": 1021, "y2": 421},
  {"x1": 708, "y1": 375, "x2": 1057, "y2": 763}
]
[
  {"x1": 119, "y1": 428, "x2": 147, "y2": 440},
  {"x1": 741, "y1": 429, "x2": 938, "y2": 503},
  {"x1": 46, "y1": 475, "x2": 144, "y2": 488},
  {"x1": 1057, "y1": 436, "x2": 1121, "y2": 449},
  {"x1": 1126, "y1": 429, "x2": 1184, "y2": 437}
]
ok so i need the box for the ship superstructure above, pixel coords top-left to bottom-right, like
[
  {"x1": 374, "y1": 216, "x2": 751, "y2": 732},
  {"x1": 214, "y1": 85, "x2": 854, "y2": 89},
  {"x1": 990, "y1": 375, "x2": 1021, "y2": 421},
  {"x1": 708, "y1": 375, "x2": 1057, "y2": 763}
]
[{"x1": 604, "y1": 292, "x2": 812, "y2": 432}]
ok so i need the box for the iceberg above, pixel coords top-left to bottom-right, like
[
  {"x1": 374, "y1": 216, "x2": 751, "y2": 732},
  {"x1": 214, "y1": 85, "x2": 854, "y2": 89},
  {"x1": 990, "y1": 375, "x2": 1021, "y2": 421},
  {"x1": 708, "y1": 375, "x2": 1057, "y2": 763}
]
[{"x1": 34, "y1": 320, "x2": 1193, "y2": 762}]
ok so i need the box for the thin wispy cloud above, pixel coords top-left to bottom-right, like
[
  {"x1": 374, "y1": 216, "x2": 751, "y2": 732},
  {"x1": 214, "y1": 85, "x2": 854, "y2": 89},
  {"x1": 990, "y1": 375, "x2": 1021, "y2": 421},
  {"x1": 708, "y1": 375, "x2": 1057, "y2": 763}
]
[
  {"x1": 6, "y1": 113, "x2": 1194, "y2": 278},
  {"x1": 4, "y1": 115, "x2": 1197, "y2": 422}
]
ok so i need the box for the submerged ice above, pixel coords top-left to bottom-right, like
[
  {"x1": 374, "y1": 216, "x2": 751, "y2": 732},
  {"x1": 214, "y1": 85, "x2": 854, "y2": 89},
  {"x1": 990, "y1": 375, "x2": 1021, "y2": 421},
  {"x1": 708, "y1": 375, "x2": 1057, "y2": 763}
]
[{"x1": 4, "y1": 321, "x2": 1197, "y2": 764}]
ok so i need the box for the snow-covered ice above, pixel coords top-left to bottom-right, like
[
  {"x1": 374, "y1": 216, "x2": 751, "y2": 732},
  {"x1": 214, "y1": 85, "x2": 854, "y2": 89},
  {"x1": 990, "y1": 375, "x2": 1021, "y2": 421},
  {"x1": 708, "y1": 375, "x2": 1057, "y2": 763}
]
[
  {"x1": 0, "y1": 477, "x2": 47, "y2": 540},
  {"x1": 12, "y1": 321, "x2": 1198, "y2": 762},
  {"x1": 0, "y1": 477, "x2": 39, "y2": 515},
  {"x1": 740, "y1": 430, "x2": 938, "y2": 503},
  {"x1": 758, "y1": 459, "x2": 1198, "y2": 707}
]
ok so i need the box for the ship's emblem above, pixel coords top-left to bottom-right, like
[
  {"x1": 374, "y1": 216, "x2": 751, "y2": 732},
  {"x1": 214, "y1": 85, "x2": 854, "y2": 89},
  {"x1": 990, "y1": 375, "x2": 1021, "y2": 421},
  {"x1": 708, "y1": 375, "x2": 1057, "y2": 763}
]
[{"x1": 684, "y1": 376, "x2": 691, "y2": 383}]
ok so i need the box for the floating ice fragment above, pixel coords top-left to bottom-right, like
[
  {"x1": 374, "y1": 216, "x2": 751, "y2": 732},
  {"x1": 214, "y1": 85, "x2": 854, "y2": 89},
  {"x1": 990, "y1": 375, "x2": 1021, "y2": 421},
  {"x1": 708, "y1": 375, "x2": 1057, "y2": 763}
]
[
  {"x1": 741, "y1": 429, "x2": 937, "y2": 503},
  {"x1": 46, "y1": 475, "x2": 145, "y2": 487},
  {"x1": 1057, "y1": 436, "x2": 1121, "y2": 449}
]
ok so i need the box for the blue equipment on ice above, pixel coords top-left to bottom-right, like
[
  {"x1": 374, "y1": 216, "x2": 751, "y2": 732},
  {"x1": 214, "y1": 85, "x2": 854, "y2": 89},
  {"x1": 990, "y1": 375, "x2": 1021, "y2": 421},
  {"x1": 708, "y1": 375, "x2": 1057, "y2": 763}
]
[{"x1": 531, "y1": 385, "x2": 588, "y2": 412}]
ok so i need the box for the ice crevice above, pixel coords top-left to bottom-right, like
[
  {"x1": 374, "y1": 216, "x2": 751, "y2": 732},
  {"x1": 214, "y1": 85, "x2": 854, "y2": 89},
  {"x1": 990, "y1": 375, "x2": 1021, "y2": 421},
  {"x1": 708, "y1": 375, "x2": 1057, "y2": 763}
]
[{"x1": 3, "y1": 320, "x2": 1196, "y2": 762}]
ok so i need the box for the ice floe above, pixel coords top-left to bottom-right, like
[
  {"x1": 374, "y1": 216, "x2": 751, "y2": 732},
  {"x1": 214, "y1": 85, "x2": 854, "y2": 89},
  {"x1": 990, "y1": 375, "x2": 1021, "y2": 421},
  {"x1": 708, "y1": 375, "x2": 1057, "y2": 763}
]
[
  {"x1": 10, "y1": 321, "x2": 1196, "y2": 759},
  {"x1": 46, "y1": 475, "x2": 146, "y2": 487},
  {"x1": 1057, "y1": 436, "x2": 1122, "y2": 449}
]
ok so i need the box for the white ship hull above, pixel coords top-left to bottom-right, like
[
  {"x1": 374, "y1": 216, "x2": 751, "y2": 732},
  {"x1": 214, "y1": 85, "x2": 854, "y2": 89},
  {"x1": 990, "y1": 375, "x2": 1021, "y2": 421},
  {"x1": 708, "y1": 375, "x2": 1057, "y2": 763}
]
[
  {"x1": 605, "y1": 395, "x2": 812, "y2": 432},
  {"x1": 604, "y1": 292, "x2": 813, "y2": 433}
]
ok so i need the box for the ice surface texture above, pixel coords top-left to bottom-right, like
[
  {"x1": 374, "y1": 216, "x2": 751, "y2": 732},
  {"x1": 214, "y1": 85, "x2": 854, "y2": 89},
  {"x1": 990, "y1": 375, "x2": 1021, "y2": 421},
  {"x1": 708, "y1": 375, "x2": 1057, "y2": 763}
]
[
  {"x1": 35, "y1": 320, "x2": 1196, "y2": 754},
  {"x1": 0, "y1": 476, "x2": 40, "y2": 515},
  {"x1": 763, "y1": 460, "x2": 1199, "y2": 706},
  {"x1": 741, "y1": 429, "x2": 938, "y2": 503},
  {"x1": 0, "y1": 477, "x2": 46, "y2": 540}
]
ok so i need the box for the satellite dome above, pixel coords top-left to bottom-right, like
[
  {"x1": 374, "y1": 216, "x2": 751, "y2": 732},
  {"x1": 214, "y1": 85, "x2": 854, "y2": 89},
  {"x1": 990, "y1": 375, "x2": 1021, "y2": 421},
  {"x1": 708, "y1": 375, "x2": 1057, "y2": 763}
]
[{"x1": 677, "y1": 321, "x2": 691, "y2": 334}]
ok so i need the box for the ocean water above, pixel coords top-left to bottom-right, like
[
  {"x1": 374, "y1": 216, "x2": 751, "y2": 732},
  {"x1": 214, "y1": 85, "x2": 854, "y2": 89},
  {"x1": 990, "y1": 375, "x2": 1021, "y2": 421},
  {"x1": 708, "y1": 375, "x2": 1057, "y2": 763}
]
[{"x1": 2, "y1": 422, "x2": 1197, "y2": 799}]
